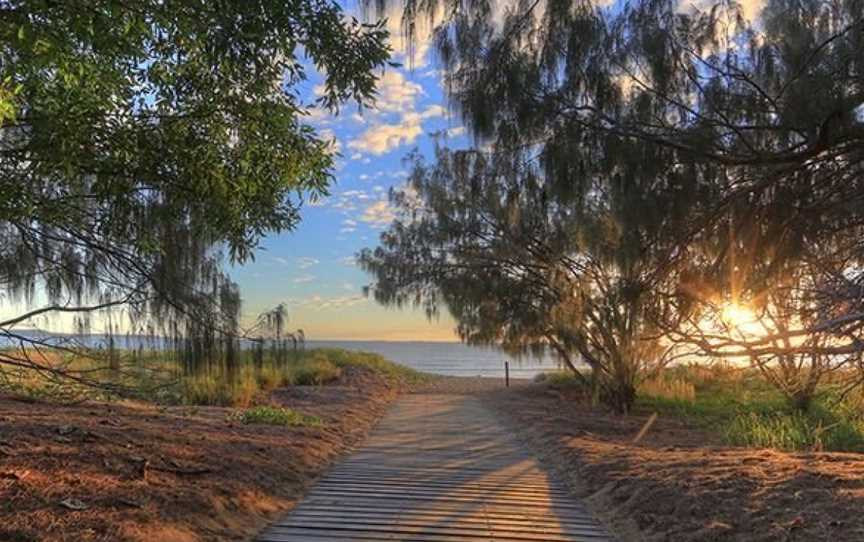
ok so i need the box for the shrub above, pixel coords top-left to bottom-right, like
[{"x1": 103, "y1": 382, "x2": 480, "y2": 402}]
[
  {"x1": 316, "y1": 348, "x2": 428, "y2": 384},
  {"x1": 229, "y1": 405, "x2": 323, "y2": 426},
  {"x1": 181, "y1": 372, "x2": 259, "y2": 407},
  {"x1": 291, "y1": 355, "x2": 342, "y2": 385},
  {"x1": 536, "y1": 370, "x2": 592, "y2": 395}
]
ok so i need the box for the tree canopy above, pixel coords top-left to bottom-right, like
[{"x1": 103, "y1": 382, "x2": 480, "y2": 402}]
[
  {"x1": 360, "y1": 0, "x2": 864, "y2": 410},
  {"x1": 0, "y1": 1, "x2": 391, "y2": 379}
]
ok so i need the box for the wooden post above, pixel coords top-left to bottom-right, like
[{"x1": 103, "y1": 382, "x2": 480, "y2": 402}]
[{"x1": 505, "y1": 361, "x2": 510, "y2": 387}]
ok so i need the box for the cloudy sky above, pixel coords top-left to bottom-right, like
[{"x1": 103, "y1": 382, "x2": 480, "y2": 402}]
[{"x1": 229, "y1": 6, "x2": 466, "y2": 341}]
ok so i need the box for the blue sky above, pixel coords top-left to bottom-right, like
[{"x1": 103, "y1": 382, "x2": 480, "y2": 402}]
[{"x1": 230, "y1": 11, "x2": 466, "y2": 341}]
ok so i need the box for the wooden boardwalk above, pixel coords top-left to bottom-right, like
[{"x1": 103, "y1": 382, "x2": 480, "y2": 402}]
[{"x1": 257, "y1": 394, "x2": 612, "y2": 542}]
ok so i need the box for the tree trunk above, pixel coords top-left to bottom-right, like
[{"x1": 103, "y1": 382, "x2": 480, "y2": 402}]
[
  {"x1": 789, "y1": 390, "x2": 813, "y2": 412},
  {"x1": 603, "y1": 380, "x2": 636, "y2": 415}
]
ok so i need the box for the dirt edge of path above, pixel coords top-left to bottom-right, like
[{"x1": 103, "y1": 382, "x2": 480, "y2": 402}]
[
  {"x1": 482, "y1": 383, "x2": 864, "y2": 542},
  {"x1": 0, "y1": 366, "x2": 402, "y2": 542}
]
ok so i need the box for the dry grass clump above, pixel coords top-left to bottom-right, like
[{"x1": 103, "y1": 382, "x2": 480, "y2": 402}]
[{"x1": 638, "y1": 377, "x2": 696, "y2": 403}]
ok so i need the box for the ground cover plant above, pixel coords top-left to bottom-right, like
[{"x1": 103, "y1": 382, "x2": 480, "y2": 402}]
[
  {"x1": 538, "y1": 363, "x2": 864, "y2": 453},
  {"x1": 229, "y1": 405, "x2": 323, "y2": 427}
]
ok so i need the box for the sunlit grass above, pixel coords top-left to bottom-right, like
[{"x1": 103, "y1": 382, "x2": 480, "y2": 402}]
[
  {"x1": 638, "y1": 376, "x2": 696, "y2": 403},
  {"x1": 292, "y1": 354, "x2": 342, "y2": 385},
  {"x1": 636, "y1": 364, "x2": 864, "y2": 452},
  {"x1": 532, "y1": 363, "x2": 864, "y2": 452},
  {"x1": 316, "y1": 347, "x2": 429, "y2": 384},
  {"x1": 723, "y1": 409, "x2": 864, "y2": 452}
]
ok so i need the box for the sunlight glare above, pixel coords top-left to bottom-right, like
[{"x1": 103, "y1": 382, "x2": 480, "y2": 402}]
[{"x1": 720, "y1": 303, "x2": 762, "y2": 336}]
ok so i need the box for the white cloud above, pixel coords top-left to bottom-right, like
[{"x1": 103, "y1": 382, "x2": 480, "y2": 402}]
[
  {"x1": 305, "y1": 105, "x2": 331, "y2": 124},
  {"x1": 296, "y1": 257, "x2": 319, "y2": 269},
  {"x1": 379, "y1": 4, "x2": 441, "y2": 69},
  {"x1": 349, "y1": 118, "x2": 423, "y2": 155},
  {"x1": 272, "y1": 256, "x2": 291, "y2": 266},
  {"x1": 350, "y1": 152, "x2": 363, "y2": 160},
  {"x1": 678, "y1": 0, "x2": 764, "y2": 22},
  {"x1": 418, "y1": 105, "x2": 446, "y2": 120},
  {"x1": 339, "y1": 256, "x2": 357, "y2": 267},
  {"x1": 347, "y1": 104, "x2": 446, "y2": 155},
  {"x1": 285, "y1": 294, "x2": 368, "y2": 311},
  {"x1": 359, "y1": 174, "x2": 370, "y2": 180},
  {"x1": 342, "y1": 189, "x2": 370, "y2": 200},
  {"x1": 375, "y1": 70, "x2": 424, "y2": 113},
  {"x1": 360, "y1": 200, "x2": 396, "y2": 227},
  {"x1": 293, "y1": 274, "x2": 316, "y2": 284},
  {"x1": 340, "y1": 218, "x2": 358, "y2": 234},
  {"x1": 318, "y1": 128, "x2": 342, "y2": 154},
  {"x1": 347, "y1": 112, "x2": 434, "y2": 156},
  {"x1": 447, "y1": 126, "x2": 466, "y2": 137}
]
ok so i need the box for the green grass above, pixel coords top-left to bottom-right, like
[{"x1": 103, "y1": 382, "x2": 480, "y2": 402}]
[
  {"x1": 228, "y1": 405, "x2": 323, "y2": 427},
  {"x1": 0, "y1": 347, "x2": 427, "y2": 407},
  {"x1": 533, "y1": 364, "x2": 864, "y2": 452},
  {"x1": 634, "y1": 365, "x2": 864, "y2": 453},
  {"x1": 722, "y1": 409, "x2": 864, "y2": 452}
]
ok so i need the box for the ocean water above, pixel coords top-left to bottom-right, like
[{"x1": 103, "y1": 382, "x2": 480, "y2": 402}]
[
  {"x1": 307, "y1": 340, "x2": 563, "y2": 378},
  {"x1": 2, "y1": 332, "x2": 564, "y2": 378}
]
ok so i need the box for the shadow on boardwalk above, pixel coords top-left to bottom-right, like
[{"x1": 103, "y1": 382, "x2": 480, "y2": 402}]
[{"x1": 257, "y1": 393, "x2": 613, "y2": 541}]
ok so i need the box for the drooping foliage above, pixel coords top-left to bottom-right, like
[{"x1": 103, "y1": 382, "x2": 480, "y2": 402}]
[
  {"x1": 361, "y1": 0, "x2": 864, "y2": 409},
  {"x1": 360, "y1": 135, "x2": 715, "y2": 412},
  {"x1": 0, "y1": 1, "x2": 391, "y2": 381}
]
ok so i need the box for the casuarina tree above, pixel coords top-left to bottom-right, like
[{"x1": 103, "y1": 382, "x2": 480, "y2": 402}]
[
  {"x1": 363, "y1": 0, "x2": 864, "y2": 406},
  {"x1": 0, "y1": 1, "x2": 391, "y2": 385}
]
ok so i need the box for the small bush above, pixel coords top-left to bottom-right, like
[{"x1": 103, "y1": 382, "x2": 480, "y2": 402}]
[
  {"x1": 291, "y1": 355, "x2": 342, "y2": 385},
  {"x1": 181, "y1": 369, "x2": 259, "y2": 407},
  {"x1": 256, "y1": 366, "x2": 286, "y2": 391},
  {"x1": 539, "y1": 370, "x2": 588, "y2": 390},
  {"x1": 317, "y1": 348, "x2": 428, "y2": 384},
  {"x1": 229, "y1": 405, "x2": 323, "y2": 426}
]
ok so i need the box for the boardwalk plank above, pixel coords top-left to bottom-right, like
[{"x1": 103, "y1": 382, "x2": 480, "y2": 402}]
[{"x1": 255, "y1": 394, "x2": 612, "y2": 542}]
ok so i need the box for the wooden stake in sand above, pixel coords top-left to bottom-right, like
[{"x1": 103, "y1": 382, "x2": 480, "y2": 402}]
[{"x1": 633, "y1": 412, "x2": 658, "y2": 444}]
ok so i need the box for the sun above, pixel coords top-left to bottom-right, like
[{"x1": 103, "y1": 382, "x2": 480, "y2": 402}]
[
  {"x1": 721, "y1": 303, "x2": 756, "y2": 327},
  {"x1": 719, "y1": 302, "x2": 764, "y2": 336}
]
